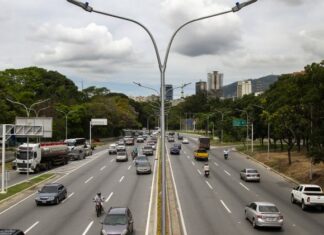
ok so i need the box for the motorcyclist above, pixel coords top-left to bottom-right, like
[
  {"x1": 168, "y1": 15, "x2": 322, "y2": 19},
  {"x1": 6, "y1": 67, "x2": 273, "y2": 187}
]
[
  {"x1": 93, "y1": 192, "x2": 104, "y2": 207},
  {"x1": 203, "y1": 163, "x2": 210, "y2": 175},
  {"x1": 224, "y1": 149, "x2": 229, "y2": 158}
]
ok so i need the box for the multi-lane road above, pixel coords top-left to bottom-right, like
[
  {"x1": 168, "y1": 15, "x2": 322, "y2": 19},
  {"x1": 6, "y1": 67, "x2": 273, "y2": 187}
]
[
  {"x1": 0, "y1": 141, "x2": 156, "y2": 235},
  {"x1": 1, "y1": 134, "x2": 324, "y2": 235},
  {"x1": 167, "y1": 135, "x2": 324, "y2": 235}
]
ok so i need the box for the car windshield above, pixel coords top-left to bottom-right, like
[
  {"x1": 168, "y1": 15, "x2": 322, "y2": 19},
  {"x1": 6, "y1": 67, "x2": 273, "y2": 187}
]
[
  {"x1": 138, "y1": 162, "x2": 150, "y2": 167},
  {"x1": 258, "y1": 206, "x2": 279, "y2": 212},
  {"x1": 144, "y1": 146, "x2": 151, "y2": 149},
  {"x1": 137, "y1": 156, "x2": 147, "y2": 161},
  {"x1": 197, "y1": 149, "x2": 207, "y2": 153},
  {"x1": 247, "y1": 169, "x2": 258, "y2": 173},
  {"x1": 103, "y1": 214, "x2": 127, "y2": 225},
  {"x1": 117, "y1": 152, "x2": 126, "y2": 156},
  {"x1": 40, "y1": 186, "x2": 58, "y2": 193}
]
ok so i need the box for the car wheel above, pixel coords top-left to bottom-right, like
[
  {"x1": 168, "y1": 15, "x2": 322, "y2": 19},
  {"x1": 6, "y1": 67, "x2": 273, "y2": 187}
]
[
  {"x1": 36, "y1": 202, "x2": 40, "y2": 206},
  {"x1": 63, "y1": 192, "x2": 67, "y2": 200},
  {"x1": 302, "y1": 200, "x2": 306, "y2": 210},
  {"x1": 244, "y1": 210, "x2": 248, "y2": 220},
  {"x1": 291, "y1": 195, "x2": 295, "y2": 204},
  {"x1": 252, "y1": 218, "x2": 258, "y2": 229},
  {"x1": 55, "y1": 197, "x2": 60, "y2": 205}
]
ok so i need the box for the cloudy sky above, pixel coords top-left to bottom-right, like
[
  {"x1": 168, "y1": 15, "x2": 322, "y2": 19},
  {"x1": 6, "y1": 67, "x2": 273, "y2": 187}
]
[{"x1": 0, "y1": 0, "x2": 323, "y2": 97}]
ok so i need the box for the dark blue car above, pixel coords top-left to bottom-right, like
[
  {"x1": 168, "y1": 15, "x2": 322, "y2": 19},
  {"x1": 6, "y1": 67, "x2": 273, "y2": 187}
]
[{"x1": 170, "y1": 146, "x2": 180, "y2": 155}]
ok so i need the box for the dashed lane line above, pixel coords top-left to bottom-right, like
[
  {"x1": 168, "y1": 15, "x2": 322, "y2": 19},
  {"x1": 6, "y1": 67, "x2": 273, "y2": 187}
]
[
  {"x1": 100, "y1": 166, "x2": 106, "y2": 171},
  {"x1": 197, "y1": 169, "x2": 202, "y2": 175},
  {"x1": 105, "y1": 192, "x2": 113, "y2": 203},
  {"x1": 119, "y1": 176, "x2": 125, "y2": 183},
  {"x1": 82, "y1": 221, "x2": 94, "y2": 235},
  {"x1": 84, "y1": 176, "x2": 93, "y2": 184},
  {"x1": 62, "y1": 192, "x2": 74, "y2": 203},
  {"x1": 25, "y1": 221, "x2": 39, "y2": 234},
  {"x1": 224, "y1": 170, "x2": 231, "y2": 176},
  {"x1": 239, "y1": 182, "x2": 250, "y2": 191},
  {"x1": 220, "y1": 200, "x2": 232, "y2": 214},
  {"x1": 205, "y1": 181, "x2": 213, "y2": 190}
]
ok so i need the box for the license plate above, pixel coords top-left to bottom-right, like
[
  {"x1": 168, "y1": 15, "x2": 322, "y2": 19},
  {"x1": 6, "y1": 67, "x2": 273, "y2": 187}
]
[{"x1": 266, "y1": 218, "x2": 276, "y2": 221}]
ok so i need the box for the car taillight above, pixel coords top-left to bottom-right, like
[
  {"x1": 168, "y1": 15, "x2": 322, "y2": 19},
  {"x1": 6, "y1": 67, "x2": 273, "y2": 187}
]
[{"x1": 307, "y1": 197, "x2": 310, "y2": 202}]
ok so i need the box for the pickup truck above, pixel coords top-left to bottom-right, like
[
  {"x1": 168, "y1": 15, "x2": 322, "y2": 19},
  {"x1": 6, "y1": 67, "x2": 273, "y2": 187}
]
[
  {"x1": 291, "y1": 184, "x2": 324, "y2": 210},
  {"x1": 194, "y1": 149, "x2": 209, "y2": 161}
]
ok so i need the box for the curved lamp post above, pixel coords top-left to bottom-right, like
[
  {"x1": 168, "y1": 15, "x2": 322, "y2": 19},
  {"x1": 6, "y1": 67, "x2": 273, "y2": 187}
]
[{"x1": 66, "y1": 1, "x2": 258, "y2": 233}]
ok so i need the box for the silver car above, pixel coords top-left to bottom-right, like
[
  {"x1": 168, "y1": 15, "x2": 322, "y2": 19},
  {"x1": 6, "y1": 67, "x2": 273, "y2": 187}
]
[
  {"x1": 136, "y1": 161, "x2": 152, "y2": 174},
  {"x1": 116, "y1": 151, "x2": 128, "y2": 162},
  {"x1": 245, "y1": 202, "x2": 283, "y2": 229},
  {"x1": 240, "y1": 168, "x2": 261, "y2": 182},
  {"x1": 101, "y1": 207, "x2": 133, "y2": 235}
]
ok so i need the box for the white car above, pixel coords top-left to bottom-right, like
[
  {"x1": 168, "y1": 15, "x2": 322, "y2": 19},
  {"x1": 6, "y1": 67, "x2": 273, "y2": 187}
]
[
  {"x1": 108, "y1": 144, "x2": 117, "y2": 154},
  {"x1": 116, "y1": 144, "x2": 126, "y2": 152},
  {"x1": 182, "y1": 138, "x2": 189, "y2": 144},
  {"x1": 291, "y1": 184, "x2": 324, "y2": 210},
  {"x1": 116, "y1": 151, "x2": 128, "y2": 162},
  {"x1": 240, "y1": 168, "x2": 260, "y2": 182}
]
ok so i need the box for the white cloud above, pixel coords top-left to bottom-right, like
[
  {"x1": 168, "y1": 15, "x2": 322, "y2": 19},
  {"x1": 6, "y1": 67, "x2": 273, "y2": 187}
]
[
  {"x1": 299, "y1": 29, "x2": 324, "y2": 59},
  {"x1": 161, "y1": 0, "x2": 242, "y2": 57},
  {"x1": 33, "y1": 23, "x2": 136, "y2": 73}
]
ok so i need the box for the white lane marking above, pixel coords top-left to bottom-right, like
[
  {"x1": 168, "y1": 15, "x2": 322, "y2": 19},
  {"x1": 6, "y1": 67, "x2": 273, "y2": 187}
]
[
  {"x1": 62, "y1": 192, "x2": 74, "y2": 203},
  {"x1": 82, "y1": 221, "x2": 94, "y2": 235},
  {"x1": 145, "y1": 144, "x2": 159, "y2": 235},
  {"x1": 0, "y1": 192, "x2": 36, "y2": 215},
  {"x1": 220, "y1": 200, "x2": 232, "y2": 214},
  {"x1": 239, "y1": 182, "x2": 250, "y2": 191},
  {"x1": 191, "y1": 161, "x2": 195, "y2": 166},
  {"x1": 205, "y1": 181, "x2": 213, "y2": 190},
  {"x1": 214, "y1": 162, "x2": 219, "y2": 166},
  {"x1": 128, "y1": 165, "x2": 132, "y2": 170},
  {"x1": 100, "y1": 166, "x2": 106, "y2": 171},
  {"x1": 224, "y1": 170, "x2": 231, "y2": 176},
  {"x1": 187, "y1": 156, "x2": 190, "y2": 159},
  {"x1": 110, "y1": 158, "x2": 114, "y2": 162},
  {"x1": 119, "y1": 176, "x2": 125, "y2": 183},
  {"x1": 105, "y1": 192, "x2": 113, "y2": 203},
  {"x1": 183, "y1": 151, "x2": 186, "y2": 154},
  {"x1": 197, "y1": 169, "x2": 202, "y2": 175},
  {"x1": 167, "y1": 148, "x2": 188, "y2": 235},
  {"x1": 24, "y1": 221, "x2": 39, "y2": 234},
  {"x1": 84, "y1": 176, "x2": 93, "y2": 184}
]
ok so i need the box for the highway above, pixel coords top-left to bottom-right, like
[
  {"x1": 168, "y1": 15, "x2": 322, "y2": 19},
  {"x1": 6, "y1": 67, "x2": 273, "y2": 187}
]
[
  {"x1": 167, "y1": 135, "x2": 324, "y2": 235},
  {"x1": 0, "y1": 141, "x2": 156, "y2": 235}
]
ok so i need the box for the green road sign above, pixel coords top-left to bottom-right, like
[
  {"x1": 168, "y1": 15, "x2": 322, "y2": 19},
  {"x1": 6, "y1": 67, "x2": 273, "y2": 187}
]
[{"x1": 233, "y1": 119, "x2": 247, "y2": 127}]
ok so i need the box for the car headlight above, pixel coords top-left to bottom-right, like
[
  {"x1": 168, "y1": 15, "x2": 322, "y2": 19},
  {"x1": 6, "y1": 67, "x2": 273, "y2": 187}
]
[
  {"x1": 49, "y1": 196, "x2": 55, "y2": 200},
  {"x1": 121, "y1": 229, "x2": 128, "y2": 235}
]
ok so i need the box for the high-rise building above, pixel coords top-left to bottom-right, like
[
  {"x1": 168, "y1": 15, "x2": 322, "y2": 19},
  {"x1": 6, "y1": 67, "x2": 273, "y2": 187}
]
[
  {"x1": 165, "y1": 84, "x2": 173, "y2": 101},
  {"x1": 195, "y1": 81, "x2": 207, "y2": 95},
  {"x1": 237, "y1": 80, "x2": 252, "y2": 98},
  {"x1": 207, "y1": 71, "x2": 223, "y2": 98}
]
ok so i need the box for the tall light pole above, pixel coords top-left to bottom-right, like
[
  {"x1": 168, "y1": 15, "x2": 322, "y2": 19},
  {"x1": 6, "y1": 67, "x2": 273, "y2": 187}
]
[
  {"x1": 66, "y1": 1, "x2": 258, "y2": 233},
  {"x1": 56, "y1": 109, "x2": 76, "y2": 140},
  {"x1": 215, "y1": 110, "x2": 230, "y2": 143},
  {"x1": 6, "y1": 98, "x2": 50, "y2": 181},
  {"x1": 236, "y1": 108, "x2": 250, "y2": 151}
]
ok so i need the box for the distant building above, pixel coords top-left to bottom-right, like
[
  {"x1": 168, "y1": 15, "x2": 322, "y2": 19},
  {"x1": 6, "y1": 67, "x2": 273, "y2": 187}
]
[
  {"x1": 195, "y1": 81, "x2": 207, "y2": 95},
  {"x1": 207, "y1": 71, "x2": 223, "y2": 98},
  {"x1": 237, "y1": 80, "x2": 252, "y2": 98},
  {"x1": 165, "y1": 84, "x2": 173, "y2": 101},
  {"x1": 146, "y1": 94, "x2": 160, "y2": 102}
]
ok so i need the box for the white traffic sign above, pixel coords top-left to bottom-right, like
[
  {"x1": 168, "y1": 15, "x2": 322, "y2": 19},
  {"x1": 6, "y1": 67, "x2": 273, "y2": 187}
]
[{"x1": 91, "y1": 118, "x2": 108, "y2": 126}]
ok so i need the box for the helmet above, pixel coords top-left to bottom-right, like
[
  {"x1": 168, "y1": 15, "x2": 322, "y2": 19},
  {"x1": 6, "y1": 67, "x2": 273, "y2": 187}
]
[{"x1": 97, "y1": 192, "x2": 101, "y2": 196}]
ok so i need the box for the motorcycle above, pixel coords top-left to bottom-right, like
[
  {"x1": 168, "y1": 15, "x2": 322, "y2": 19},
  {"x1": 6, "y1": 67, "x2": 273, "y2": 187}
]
[
  {"x1": 94, "y1": 200, "x2": 104, "y2": 217},
  {"x1": 204, "y1": 170, "x2": 210, "y2": 178}
]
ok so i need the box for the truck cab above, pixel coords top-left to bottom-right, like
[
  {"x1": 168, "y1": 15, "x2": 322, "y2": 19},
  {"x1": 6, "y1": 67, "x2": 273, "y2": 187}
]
[{"x1": 16, "y1": 143, "x2": 41, "y2": 173}]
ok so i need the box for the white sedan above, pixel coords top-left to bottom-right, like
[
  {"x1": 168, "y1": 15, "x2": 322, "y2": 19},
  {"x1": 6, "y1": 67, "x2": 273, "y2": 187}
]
[{"x1": 182, "y1": 138, "x2": 189, "y2": 144}]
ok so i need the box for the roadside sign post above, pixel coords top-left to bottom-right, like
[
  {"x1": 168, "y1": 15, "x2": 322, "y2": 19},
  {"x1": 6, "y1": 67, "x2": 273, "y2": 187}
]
[
  {"x1": 89, "y1": 119, "x2": 108, "y2": 148},
  {"x1": 1, "y1": 124, "x2": 14, "y2": 194}
]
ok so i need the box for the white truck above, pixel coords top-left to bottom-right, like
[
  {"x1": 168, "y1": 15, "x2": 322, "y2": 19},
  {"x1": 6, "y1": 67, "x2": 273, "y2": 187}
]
[
  {"x1": 16, "y1": 142, "x2": 69, "y2": 173},
  {"x1": 291, "y1": 184, "x2": 324, "y2": 210},
  {"x1": 64, "y1": 138, "x2": 86, "y2": 160}
]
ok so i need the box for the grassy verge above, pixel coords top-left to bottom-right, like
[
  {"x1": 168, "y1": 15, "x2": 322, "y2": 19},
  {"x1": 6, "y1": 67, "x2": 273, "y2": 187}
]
[
  {"x1": 0, "y1": 173, "x2": 55, "y2": 201},
  {"x1": 0, "y1": 162, "x2": 14, "y2": 172}
]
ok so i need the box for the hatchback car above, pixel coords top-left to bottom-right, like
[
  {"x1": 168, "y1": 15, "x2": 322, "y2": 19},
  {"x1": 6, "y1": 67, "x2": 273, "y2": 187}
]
[
  {"x1": 35, "y1": 183, "x2": 67, "y2": 205},
  {"x1": 116, "y1": 144, "x2": 126, "y2": 152},
  {"x1": 136, "y1": 161, "x2": 152, "y2": 174},
  {"x1": 101, "y1": 207, "x2": 134, "y2": 235},
  {"x1": 240, "y1": 168, "x2": 261, "y2": 182},
  {"x1": 108, "y1": 144, "x2": 117, "y2": 155},
  {"x1": 245, "y1": 202, "x2": 283, "y2": 229},
  {"x1": 116, "y1": 151, "x2": 128, "y2": 162}
]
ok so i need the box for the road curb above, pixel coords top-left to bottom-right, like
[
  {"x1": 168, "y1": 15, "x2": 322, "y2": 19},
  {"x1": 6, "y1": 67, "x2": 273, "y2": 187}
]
[{"x1": 237, "y1": 151, "x2": 300, "y2": 185}]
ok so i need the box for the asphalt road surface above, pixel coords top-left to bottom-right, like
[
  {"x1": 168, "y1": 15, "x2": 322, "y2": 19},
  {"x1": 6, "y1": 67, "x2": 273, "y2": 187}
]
[
  {"x1": 0, "y1": 141, "x2": 156, "y2": 235},
  {"x1": 167, "y1": 134, "x2": 324, "y2": 235}
]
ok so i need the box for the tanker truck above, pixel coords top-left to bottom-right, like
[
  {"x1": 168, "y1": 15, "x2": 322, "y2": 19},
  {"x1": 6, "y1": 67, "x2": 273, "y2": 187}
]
[{"x1": 15, "y1": 142, "x2": 69, "y2": 173}]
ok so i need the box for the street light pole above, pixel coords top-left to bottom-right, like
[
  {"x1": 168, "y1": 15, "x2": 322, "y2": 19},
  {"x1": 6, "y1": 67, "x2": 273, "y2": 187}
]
[
  {"x1": 215, "y1": 110, "x2": 230, "y2": 144},
  {"x1": 56, "y1": 109, "x2": 76, "y2": 140},
  {"x1": 66, "y1": 1, "x2": 258, "y2": 233},
  {"x1": 236, "y1": 109, "x2": 249, "y2": 151},
  {"x1": 6, "y1": 98, "x2": 50, "y2": 181}
]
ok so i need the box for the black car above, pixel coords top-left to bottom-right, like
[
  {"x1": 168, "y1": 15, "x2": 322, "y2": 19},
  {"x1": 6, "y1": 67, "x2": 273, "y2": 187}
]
[
  {"x1": 0, "y1": 229, "x2": 25, "y2": 235},
  {"x1": 101, "y1": 207, "x2": 134, "y2": 235},
  {"x1": 177, "y1": 135, "x2": 183, "y2": 140},
  {"x1": 170, "y1": 146, "x2": 180, "y2": 155},
  {"x1": 173, "y1": 143, "x2": 181, "y2": 150},
  {"x1": 35, "y1": 183, "x2": 67, "y2": 205}
]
